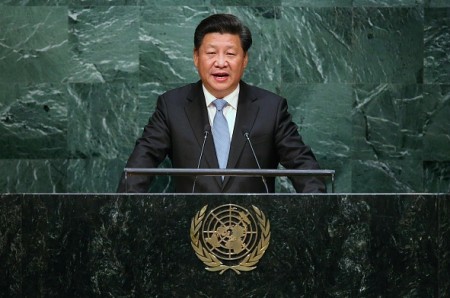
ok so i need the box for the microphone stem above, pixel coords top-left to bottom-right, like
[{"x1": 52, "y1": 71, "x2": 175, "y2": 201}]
[
  {"x1": 192, "y1": 130, "x2": 209, "y2": 193},
  {"x1": 245, "y1": 133, "x2": 269, "y2": 193}
]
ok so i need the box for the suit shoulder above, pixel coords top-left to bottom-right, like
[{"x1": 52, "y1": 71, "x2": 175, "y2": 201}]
[
  {"x1": 243, "y1": 83, "x2": 284, "y2": 103},
  {"x1": 160, "y1": 83, "x2": 197, "y2": 101}
]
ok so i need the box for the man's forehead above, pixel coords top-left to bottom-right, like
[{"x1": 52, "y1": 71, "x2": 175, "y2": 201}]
[{"x1": 200, "y1": 33, "x2": 242, "y2": 47}]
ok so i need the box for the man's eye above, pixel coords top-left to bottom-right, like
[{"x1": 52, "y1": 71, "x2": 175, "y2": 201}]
[
  {"x1": 207, "y1": 52, "x2": 216, "y2": 55},
  {"x1": 227, "y1": 53, "x2": 236, "y2": 56}
]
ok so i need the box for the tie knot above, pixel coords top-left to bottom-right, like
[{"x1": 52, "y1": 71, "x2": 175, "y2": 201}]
[{"x1": 212, "y1": 99, "x2": 228, "y2": 112}]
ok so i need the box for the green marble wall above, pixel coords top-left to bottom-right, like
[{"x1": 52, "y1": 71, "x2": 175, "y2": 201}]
[{"x1": 0, "y1": 0, "x2": 449, "y2": 193}]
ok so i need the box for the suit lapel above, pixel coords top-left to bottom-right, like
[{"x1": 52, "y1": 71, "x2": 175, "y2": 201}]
[
  {"x1": 223, "y1": 81, "x2": 260, "y2": 188},
  {"x1": 184, "y1": 81, "x2": 222, "y2": 188}
]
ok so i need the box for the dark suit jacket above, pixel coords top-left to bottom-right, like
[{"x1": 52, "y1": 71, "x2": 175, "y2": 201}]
[{"x1": 117, "y1": 80, "x2": 326, "y2": 193}]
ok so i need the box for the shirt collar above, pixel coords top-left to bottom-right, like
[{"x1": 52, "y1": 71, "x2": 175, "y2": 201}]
[{"x1": 203, "y1": 85, "x2": 239, "y2": 110}]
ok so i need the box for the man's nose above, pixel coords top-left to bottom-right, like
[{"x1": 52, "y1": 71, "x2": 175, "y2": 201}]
[{"x1": 215, "y1": 54, "x2": 227, "y2": 67}]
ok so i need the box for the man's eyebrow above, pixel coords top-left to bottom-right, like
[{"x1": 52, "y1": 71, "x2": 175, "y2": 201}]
[{"x1": 204, "y1": 44, "x2": 238, "y2": 49}]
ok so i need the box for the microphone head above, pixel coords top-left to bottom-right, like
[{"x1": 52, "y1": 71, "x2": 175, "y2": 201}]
[
  {"x1": 204, "y1": 124, "x2": 211, "y2": 133},
  {"x1": 242, "y1": 127, "x2": 250, "y2": 137}
]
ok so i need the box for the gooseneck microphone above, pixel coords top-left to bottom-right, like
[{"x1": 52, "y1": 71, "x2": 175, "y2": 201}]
[
  {"x1": 192, "y1": 125, "x2": 210, "y2": 193},
  {"x1": 243, "y1": 129, "x2": 269, "y2": 193}
]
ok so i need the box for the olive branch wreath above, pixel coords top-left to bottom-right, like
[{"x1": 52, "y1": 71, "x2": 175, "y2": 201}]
[{"x1": 190, "y1": 205, "x2": 271, "y2": 274}]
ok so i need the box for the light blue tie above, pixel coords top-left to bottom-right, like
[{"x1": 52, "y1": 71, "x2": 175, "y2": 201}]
[{"x1": 212, "y1": 99, "x2": 230, "y2": 170}]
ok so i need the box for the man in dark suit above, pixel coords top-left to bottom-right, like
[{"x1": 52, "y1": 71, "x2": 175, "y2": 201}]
[{"x1": 117, "y1": 13, "x2": 326, "y2": 193}]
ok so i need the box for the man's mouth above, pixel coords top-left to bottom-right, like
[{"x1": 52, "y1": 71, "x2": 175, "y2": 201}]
[{"x1": 212, "y1": 73, "x2": 229, "y2": 79}]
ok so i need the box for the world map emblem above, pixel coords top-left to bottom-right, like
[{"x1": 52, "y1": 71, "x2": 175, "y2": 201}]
[{"x1": 190, "y1": 204, "x2": 270, "y2": 274}]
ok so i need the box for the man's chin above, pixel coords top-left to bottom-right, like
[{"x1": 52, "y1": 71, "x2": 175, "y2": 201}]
[{"x1": 206, "y1": 84, "x2": 232, "y2": 97}]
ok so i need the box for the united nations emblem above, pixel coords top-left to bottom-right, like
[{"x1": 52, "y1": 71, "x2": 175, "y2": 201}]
[{"x1": 190, "y1": 204, "x2": 270, "y2": 274}]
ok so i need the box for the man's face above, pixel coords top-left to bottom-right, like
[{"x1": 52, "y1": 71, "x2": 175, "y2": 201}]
[{"x1": 194, "y1": 33, "x2": 248, "y2": 99}]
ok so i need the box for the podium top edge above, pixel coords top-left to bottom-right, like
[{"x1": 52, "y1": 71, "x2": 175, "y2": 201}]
[{"x1": 123, "y1": 168, "x2": 335, "y2": 176}]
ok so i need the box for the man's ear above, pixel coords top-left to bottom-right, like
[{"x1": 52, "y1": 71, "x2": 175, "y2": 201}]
[{"x1": 193, "y1": 48, "x2": 199, "y2": 68}]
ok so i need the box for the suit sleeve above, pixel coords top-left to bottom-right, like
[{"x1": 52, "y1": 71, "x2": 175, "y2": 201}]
[
  {"x1": 116, "y1": 95, "x2": 171, "y2": 193},
  {"x1": 274, "y1": 98, "x2": 327, "y2": 193}
]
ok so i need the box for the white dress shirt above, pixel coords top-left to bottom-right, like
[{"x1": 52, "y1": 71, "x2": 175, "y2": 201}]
[{"x1": 203, "y1": 85, "x2": 239, "y2": 140}]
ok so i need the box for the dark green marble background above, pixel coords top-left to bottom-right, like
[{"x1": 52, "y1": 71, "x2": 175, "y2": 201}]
[{"x1": 0, "y1": 1, "x2": 449, "y2": 193}]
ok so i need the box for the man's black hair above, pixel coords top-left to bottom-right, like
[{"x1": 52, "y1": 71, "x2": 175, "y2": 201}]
[{"x1": 194, "y1": 14, "x2": 252, "y2": 53}]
